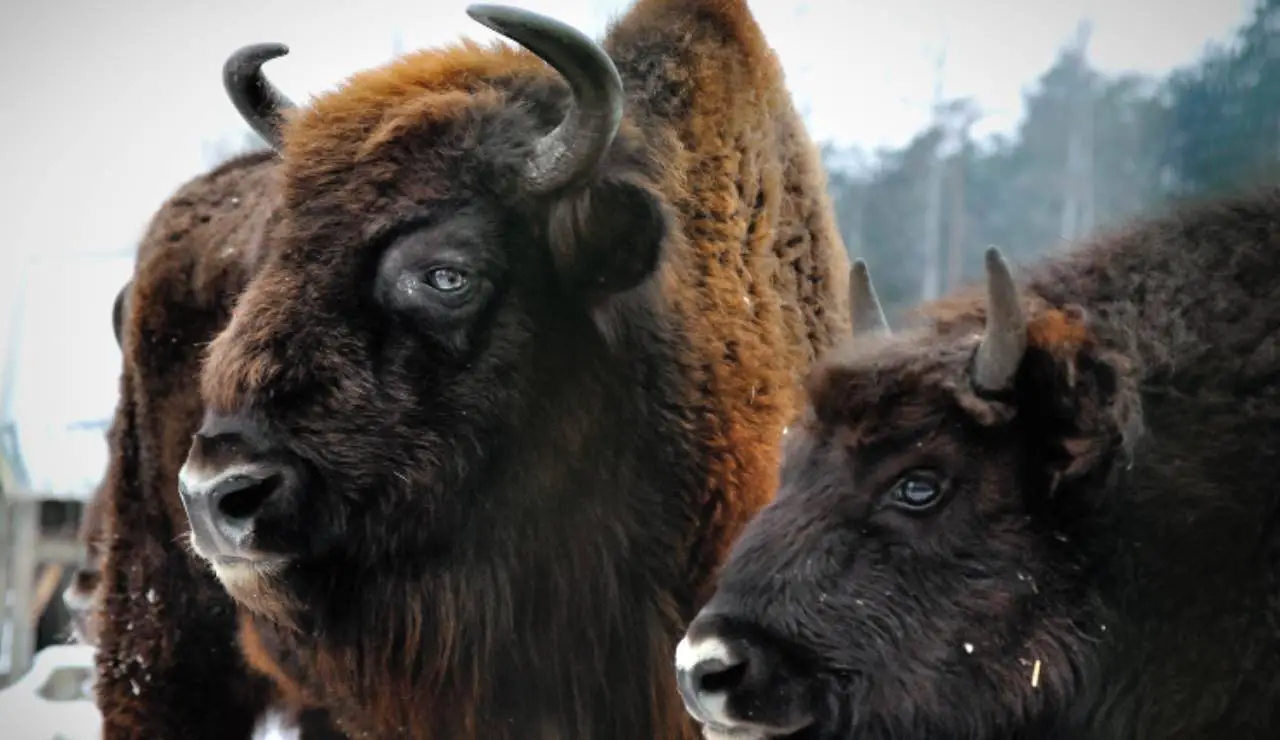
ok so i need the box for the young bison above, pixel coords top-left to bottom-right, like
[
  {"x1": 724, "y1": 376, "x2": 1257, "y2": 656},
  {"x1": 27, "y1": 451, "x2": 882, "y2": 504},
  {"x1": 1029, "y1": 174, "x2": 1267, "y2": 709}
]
[
  {"x1": 173, "y1": 0, "x2": 848, "y2": 738},
  {"x1": 675, "y1": 188, "x2": 1280, "y2": 739}
]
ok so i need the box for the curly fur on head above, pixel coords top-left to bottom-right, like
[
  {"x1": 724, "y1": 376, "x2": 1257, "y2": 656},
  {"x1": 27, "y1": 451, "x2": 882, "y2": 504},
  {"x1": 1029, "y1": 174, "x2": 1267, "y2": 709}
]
[{"x1": 683, "y1": 187, "x2": 1280, "y2": 739}]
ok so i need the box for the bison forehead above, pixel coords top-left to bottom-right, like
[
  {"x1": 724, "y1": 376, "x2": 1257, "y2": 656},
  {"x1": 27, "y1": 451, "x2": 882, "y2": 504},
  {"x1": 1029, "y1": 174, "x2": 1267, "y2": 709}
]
[
  {"x1": 805, "y1": 328, "x2": 983, "y2": 427},
  {"x1": 279, "y1": 40, "x2": 562, "y2": 173}
]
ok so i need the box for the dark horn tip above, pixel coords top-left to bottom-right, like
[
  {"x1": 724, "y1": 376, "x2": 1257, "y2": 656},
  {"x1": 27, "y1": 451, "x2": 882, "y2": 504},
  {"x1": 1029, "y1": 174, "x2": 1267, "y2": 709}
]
[
  {"x1": 224, "y1": 42, "x2": 290, "y2": 71},
  {"x1": 466, "y1": 4, "x2": 533, "y2": 33},
  {"x1": 222, "y1": 42, "x2": 296, "y2": 153}
]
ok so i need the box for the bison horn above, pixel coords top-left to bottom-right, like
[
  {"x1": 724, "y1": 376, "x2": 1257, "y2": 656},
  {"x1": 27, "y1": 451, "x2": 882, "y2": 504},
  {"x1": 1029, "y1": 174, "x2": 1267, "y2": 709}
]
[
  {"x1": 467, "y1": 4, "x2": 625, "y2": 195},
  {"x1": 972, "y1": 246, "x2": 1027, "y2": 392},
  {"x1": 223, "y1": 43, "x2": 296, "y2": 152},
  {"x1": 849, "y1": 259, "x2": 890, "y2": 337}
]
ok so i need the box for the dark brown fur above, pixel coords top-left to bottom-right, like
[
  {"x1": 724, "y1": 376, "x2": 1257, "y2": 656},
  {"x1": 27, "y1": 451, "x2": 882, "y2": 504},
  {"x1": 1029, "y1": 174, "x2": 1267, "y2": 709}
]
[
  {"x1": 182, "y1": 0, "x2": 849, "y2": 738},
  {"x1": 683, "y1": 187, "x2": 1280, "y2": 739},
  {"x1": 94, "y1": 151, "x2": 344, "y2": 739}
]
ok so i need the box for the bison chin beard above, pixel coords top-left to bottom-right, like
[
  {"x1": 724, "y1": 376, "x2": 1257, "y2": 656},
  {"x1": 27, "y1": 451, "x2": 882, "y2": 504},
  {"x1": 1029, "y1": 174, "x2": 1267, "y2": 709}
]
[{"x1": 187, "y1": 536, "x2": 301, "y2": 629}]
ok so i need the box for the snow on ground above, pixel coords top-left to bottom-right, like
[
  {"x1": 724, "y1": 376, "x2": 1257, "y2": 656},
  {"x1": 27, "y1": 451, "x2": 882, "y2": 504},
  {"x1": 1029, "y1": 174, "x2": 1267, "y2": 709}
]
[{"x1": 0, "y1": 644, "x2": 302, "y2": 740}]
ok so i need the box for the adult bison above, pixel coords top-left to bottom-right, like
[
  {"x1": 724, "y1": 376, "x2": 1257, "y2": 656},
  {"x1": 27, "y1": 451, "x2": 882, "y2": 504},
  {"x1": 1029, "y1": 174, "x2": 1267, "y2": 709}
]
[
  {"x1": 675, "y1": 188, "x2": 1280, "y2": 739},
  {"x1": 94, "y1": 152, "x2": 345, "y2": 739},
  {"x1": 63, "y1": 477, "x2": 108, "y2": 646},
  {"x1": 62, "y1": 286, "x2": 130, "y2": 648},
  {"x1": 172, "y1": 0, "x2": 849, "y2": 738}
]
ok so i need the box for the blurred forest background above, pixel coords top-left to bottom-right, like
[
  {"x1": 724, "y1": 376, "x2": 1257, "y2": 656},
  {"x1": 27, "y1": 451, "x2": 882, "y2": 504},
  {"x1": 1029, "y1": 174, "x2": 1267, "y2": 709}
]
[{"x1": 810, "y1": 0, "x2": 1280, "y2": 322}]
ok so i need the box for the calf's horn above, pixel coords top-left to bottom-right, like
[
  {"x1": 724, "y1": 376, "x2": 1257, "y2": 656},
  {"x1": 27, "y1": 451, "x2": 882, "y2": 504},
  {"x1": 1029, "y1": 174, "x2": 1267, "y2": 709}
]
[
  {"x1": 467, "y1": 4, "x2": 625, "y2": 195},
  {"x1": 849, "y1": 260, "x2": 890, "y2": 337},
  {"x1": 972, "y1": 246, "x2": 1027, "y2": 391},
  {"x1": 223, "y1": 43, "x2": 296, "y2": 152}
]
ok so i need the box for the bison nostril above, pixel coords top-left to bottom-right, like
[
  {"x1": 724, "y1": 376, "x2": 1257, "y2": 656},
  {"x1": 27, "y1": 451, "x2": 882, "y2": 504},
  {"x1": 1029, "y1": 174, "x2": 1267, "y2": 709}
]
[
  {"x1": 695, "y1": 656, "x2": 749, "y2": 694},
  {"x1": 213, "y1": 473, "x2": 282, "y2": 521}
]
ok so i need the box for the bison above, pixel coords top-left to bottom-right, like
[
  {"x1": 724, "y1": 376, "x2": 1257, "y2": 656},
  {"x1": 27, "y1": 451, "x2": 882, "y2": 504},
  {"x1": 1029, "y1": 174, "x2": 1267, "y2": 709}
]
[
  {"x1": 168, "y1": 0, "x2": 849, "y2": 738},
  {"x1": 64, "y1": 477, "x2": 108, "y2": 646},
  {"x1": 94, "y1": 152, "x2": 345, "y2": 739},
  {"x1": 674, "y1": 187, "x2": 1280, "y2": 739},
  {"x1": 62, "y1": 285, "x2": 131, "y2": 648}
]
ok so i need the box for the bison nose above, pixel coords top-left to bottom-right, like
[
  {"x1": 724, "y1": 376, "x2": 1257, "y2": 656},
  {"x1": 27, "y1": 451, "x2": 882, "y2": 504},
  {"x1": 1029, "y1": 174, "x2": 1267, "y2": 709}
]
[
  {"x1": 675, "y1": 631, "x2": 754, "y2": 726},
  {"x1": 62, "y1": 570, "x2": 96, "y2": 614},
  {"x1": 178, "y1": 413, "x2": 300, "y2": 564},
  {"x1": 62, "y1": 572, "x2": 101, "y2": 645},
  {"x1": 179, "y1": 462, "x2": 293, "y2": 561},
  {"x1": 674, "y1": 615, "x2": 813, "y2": 735}
]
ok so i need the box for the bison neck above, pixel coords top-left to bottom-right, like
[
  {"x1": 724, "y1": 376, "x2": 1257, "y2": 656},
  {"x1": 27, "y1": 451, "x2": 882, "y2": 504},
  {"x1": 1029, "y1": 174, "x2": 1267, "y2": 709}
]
[
  {"x1": 1025, "y1": 189, "x2": 1280, "y2": 392},
  {"x1": 254, "y1": 347, "x2": 701, "y2": 740},
  {"x1": 1047, "y1": 390, "x2": 1280, "y2": 738},
  {"x1": 255, "y1": 499, "x2": 696, "y2": 739},
  {"x1": 1008, "y1": 190, "x2": 1280, "y2": 738}
]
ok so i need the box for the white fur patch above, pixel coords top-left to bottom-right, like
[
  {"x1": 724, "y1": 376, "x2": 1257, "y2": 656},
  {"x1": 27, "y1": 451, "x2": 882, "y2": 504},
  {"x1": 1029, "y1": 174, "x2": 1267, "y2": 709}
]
[
  {"x1": 177, "y1": 462, "x2": 263, "y2": 499},
  {"x1": 674, "y1": 634, "x2": 733, "y2": 674}
]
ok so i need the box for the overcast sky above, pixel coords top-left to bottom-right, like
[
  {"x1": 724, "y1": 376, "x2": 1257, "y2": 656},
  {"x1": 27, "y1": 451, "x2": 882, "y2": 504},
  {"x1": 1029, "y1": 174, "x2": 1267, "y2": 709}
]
[
  {"x1": 0, "y1": 0, "x2": 1252, "y2": 266},
  {"x1": 0, "y1": 0, "x2": 1255, "y2": 479}
]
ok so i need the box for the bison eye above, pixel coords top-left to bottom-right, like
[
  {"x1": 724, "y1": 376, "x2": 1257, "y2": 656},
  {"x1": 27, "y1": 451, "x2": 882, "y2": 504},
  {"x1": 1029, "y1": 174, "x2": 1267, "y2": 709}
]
[
  {"x1": 390, "y1": 266, "x2": 476, "y2": 306},
  {"x1": 888, "y1": 470, "x2": 944, "y2": 512},
  {"x1": 425, "y1": 267, "x2": 468, "y2": 293}
]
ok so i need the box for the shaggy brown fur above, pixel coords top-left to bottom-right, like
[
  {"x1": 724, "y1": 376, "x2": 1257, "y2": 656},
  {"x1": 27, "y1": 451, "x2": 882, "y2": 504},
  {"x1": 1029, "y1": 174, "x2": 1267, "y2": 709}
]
[
  {"x1": 94, "y1": 151, "x2": 344, "y2": 739},
  {"x1": 680, "y1": 187, "x2": 1280, "y2": 739},
  {"x1": 179, "y1": 0, "x2": 849, "y2": 738}
]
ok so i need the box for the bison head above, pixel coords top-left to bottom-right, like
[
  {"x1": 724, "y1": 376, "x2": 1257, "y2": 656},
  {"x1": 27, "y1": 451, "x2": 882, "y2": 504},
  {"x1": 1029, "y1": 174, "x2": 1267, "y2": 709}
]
[
  {"x1": 674, "y1": 250, "x2": 1142, "y2": 739},
  {"x1": 176, "y1": 1, "x2": 680, "y2": 702}
]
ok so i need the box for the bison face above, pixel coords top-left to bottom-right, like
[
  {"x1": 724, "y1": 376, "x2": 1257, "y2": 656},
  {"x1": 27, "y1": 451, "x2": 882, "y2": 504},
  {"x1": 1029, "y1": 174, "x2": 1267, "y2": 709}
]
[
  {"x1": 64, "y1": 559, "x2": 104, "y2": 646},
  {"x1": 175, "y1": 7, "x2": 673, "y2": 629},
  {"x1": 675, "y1": 252, "x2": 1140, "y2": 739}
]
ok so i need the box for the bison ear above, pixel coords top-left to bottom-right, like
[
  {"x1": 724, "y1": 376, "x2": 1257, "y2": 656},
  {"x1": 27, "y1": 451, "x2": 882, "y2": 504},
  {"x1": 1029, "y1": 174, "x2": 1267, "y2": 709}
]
[
  {"x1": 1015, "y1": 305, "x2": 1141, "y2": 498},
  {"x1": 545, "y1": 175, "x2": 670, "y2": 297},
  {"x1": 112, "y1": 280, "x2": 131, "y2": 348}
]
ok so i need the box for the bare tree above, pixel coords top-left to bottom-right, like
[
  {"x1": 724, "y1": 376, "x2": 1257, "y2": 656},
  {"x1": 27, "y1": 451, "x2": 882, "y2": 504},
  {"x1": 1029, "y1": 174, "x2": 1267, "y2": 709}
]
[
  {"x1": 1060, "y1": 21, "x2": 1096, "y2": 241},
  {"x1": 920, "y1": 48, "x2": 948, "y2": 302}
]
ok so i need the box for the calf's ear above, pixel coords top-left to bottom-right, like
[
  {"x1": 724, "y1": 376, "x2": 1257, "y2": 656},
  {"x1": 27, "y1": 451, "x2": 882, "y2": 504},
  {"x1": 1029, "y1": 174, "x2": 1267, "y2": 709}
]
[
  {"x1": 951, "y1": 249, "x2": 1140, "y2": 499},
  {"x1": 545, "y1": 174, "x2": 671, "y2": 298},
  {"x1": 1015, "y1": 304, "x2": 1142, "y2": 498}
]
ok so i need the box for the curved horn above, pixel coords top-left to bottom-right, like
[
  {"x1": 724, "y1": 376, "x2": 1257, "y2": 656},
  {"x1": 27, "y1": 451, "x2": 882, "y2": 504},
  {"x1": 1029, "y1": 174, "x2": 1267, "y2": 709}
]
[
  {"x1": 467, "y1": 4, "x2": 625, "y2": 195},
  {"x1": 972, "y1": 247, "x2": 1027, "y2": 391},
  {"x1": 849, "y1": 260, "x2": 890, "y2": 337},
  {"x1": 223, "y1": 43, "x2": 297, "y2": 152}
]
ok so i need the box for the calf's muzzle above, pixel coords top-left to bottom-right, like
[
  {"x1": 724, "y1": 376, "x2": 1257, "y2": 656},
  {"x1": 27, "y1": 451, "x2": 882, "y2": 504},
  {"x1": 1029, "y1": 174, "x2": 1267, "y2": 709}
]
[{"x1": 674, "y1": 613, "x2": 815, "y2": 737}]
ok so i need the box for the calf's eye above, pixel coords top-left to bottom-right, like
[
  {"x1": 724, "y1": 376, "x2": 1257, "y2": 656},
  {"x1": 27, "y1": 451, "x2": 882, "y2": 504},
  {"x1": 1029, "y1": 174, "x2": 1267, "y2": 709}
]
[
  {"x1": 425, "y1": 267, "x2": 468, "y2": 293},
  {"x1": 888, "y1": 470, "x2": 945, "y2": 512}
]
